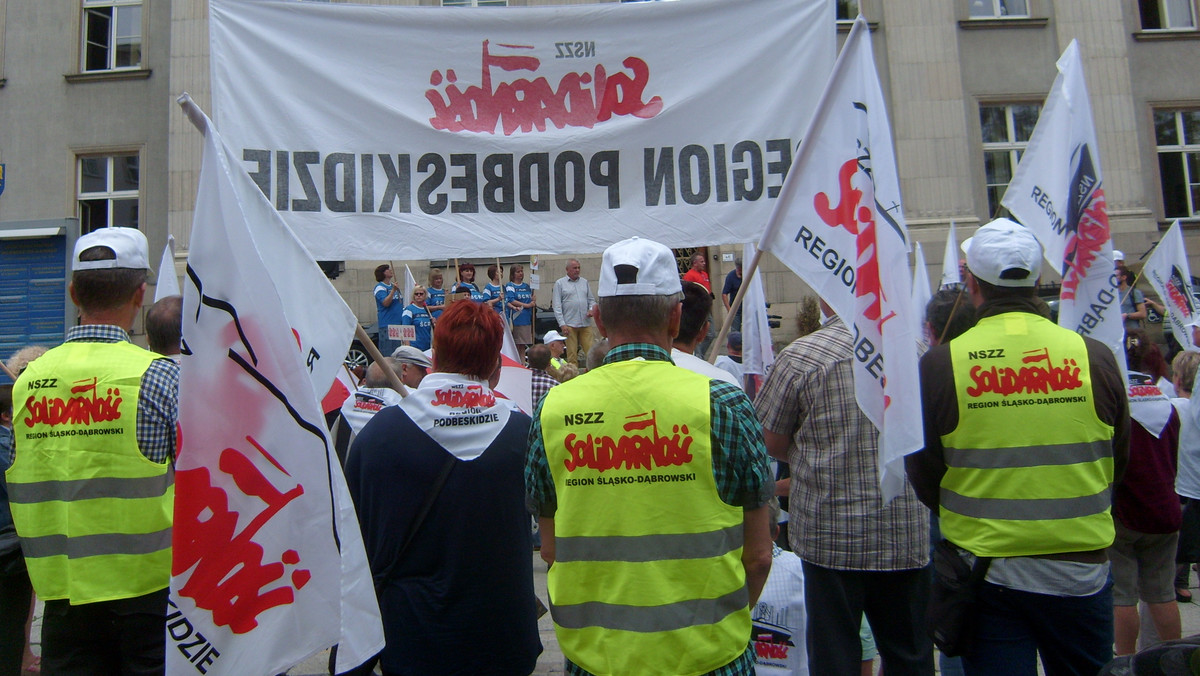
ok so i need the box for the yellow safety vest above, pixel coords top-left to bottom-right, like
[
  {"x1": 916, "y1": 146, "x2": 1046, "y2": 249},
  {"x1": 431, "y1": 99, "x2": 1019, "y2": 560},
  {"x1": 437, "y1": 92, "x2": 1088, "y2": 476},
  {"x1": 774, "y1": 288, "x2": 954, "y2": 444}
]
[
  {"x1": 7, "y1": 341, "x2": 173, "y2": 603},
  {"x1": 542, "y1": 359, "x2": 749, "y2": 676},
  {"x1": 941, "y1": 312, "x2": 1115, "y2": 557}
]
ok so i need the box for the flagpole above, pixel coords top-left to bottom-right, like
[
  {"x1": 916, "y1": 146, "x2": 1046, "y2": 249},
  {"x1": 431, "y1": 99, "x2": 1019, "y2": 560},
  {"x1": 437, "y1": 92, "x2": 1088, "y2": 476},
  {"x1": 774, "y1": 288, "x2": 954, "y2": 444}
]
[{"x1": 355, "y1": 323, "x2": 408, "y2": 397}]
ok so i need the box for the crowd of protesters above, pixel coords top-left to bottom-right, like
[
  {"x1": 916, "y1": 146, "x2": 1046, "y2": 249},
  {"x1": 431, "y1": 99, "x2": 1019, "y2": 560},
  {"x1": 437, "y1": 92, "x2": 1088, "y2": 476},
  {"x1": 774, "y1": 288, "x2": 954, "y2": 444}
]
[{"x1": 6, "y1": 229, "x2": 1200, "y2": 676}]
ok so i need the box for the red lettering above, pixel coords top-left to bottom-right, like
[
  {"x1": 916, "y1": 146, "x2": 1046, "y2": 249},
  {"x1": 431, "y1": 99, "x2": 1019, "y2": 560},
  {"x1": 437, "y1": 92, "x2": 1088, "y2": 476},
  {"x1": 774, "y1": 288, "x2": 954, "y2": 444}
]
[
  {"x1": 172, "y1": 436, "x2": 308, "y2": 634},
  {"x1": 1060, "y1": 188, "x2": 1109, "y2": 301},
  {"x1": 426, "y1": 40, "x2": 663, "y2": 135},
  {"x1": 430, "y1": 385, "x2": 496, "y2": 409},
  {"x1": 563, "y1": 411, "x2": 693, "y2": 472},
  {"x1": 966, "y1": 355, "x2": 1083, "y2": 397},
  {"x1": 22, "y1": 377, "x2": 123, "y2": 428}
]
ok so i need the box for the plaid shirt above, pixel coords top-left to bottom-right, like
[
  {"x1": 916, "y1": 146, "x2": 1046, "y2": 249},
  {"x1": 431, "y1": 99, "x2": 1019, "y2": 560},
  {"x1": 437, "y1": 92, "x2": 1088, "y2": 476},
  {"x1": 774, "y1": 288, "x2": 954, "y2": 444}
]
[
  {"x1": 14, "y1": 325, "x2": 179, "y2": 464},
  {"x1": 526, "y1": 342, "x2": 767, "y2": 676},
  {"x1": 530, "y1": 368, "x2": 557, "y2": 410},
  {"x1": 755, "y1": 318, "x2": 928, "y2": 571}
]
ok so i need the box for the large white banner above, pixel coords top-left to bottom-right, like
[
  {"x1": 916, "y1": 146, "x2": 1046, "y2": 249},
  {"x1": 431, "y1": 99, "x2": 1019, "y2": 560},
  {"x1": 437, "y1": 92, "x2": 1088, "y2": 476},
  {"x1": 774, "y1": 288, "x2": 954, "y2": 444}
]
[
  {"x1": 1143, "y1": 220, "x2": 1196, "y2": 341},
  {"x1": 1002, "y1": 40, "x2": 1123, "y2": 367},
  {"x1": 758, "y1": 18, "x2": 922, "y2": 500},
  {"x1": 208, "y1": 0, "x2": 834, "y2": 260},
  {"x1": 170, "y1": 99, "x2": 382, "y2": 676}
]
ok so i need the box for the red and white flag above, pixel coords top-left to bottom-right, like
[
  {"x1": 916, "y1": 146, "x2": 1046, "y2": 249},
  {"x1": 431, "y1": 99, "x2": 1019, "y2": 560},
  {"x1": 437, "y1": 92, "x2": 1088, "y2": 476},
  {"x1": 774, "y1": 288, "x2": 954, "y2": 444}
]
[
  {"x1": 757, "y1": 17, "x2": 922, "y2": 500},
  {"x1": 1142, "y1": 220, "x2": 1196, "y2": 342},
  {"x1": 1001, "y1": 41, "x2": 1123, "y2": 368},
  {"x1": 170, "y1": 95, "x2": 383, "y2": 676}
]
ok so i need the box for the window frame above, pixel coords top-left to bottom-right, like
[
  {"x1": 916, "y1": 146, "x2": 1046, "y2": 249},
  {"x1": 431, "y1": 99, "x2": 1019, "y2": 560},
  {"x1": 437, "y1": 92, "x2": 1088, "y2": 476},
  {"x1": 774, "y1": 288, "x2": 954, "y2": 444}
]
[
  {"x1": 967, "y1": 0, "x2": 1031, "y2": 19},
  {"x1": 1154, "y1": 109, "x2": 1200, "y2": 220},
  {"x1": 979, "y1": 102, "x2": 1041, "y2": 217},
  {"x1": 80, "y1": 0, "x2": 144, "y2": 73},
  {"x1": 836, "y1": 0, "x2": 860, "y2": 23},
  {"x1": 77, "y1": 153, "x2": 141, "y2": 235},
  {"x1": 1139, "y1": 0, "x2": 1198, "y2": 30}
]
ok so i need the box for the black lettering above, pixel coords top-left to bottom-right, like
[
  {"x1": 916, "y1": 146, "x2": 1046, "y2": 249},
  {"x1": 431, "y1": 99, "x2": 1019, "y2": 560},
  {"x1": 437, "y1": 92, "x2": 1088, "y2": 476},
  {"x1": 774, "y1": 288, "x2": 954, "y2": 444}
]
[
  {"x1": 482, "y1": 154, "x2": 515, "y2": 213},
  {"x1": 291, "y1": 151, "x2": 321, "y2": 212},
  {"x1": 589, "y1": 150, "x2": 620, "y2": 209},
  {"x1": 377, "y1": 154, "x2": 411, "y2": 213},
  {"x1": 554, "y1": 151, "x2": 586, "y2": 212},
  {"x1": 731, "y1": 140, "x2": 764, "y2": 201},
  {"x1": 417, "y1": 153, "x2": 448, "y2": 215},
  {"x1": 644, "y1": 147, "x2": 676, "y2": 206},
  {"x1": 519, "y1": 153, "x2": 551, "y2": 212},
  {"x1": 766, "y1": 138, "x2": 792, "y2": 198},
  {"x1": 275, "y1": 150, "x2": 289, "y2": 211},
  {"x1": 197, "y1": 647, "x2": 219, "y2": 674},
  {"x1": 360, "y1": 153, "x2": 374, "y2": 212},
  {"x1": 179, "y1": 632, "x2": 206, "y2": 660},
  {"x1": 555, "y1": 42, "x2": 567, "y2": 58},
  {"x1": 243, "y1": 149, "x2": 271, "y2": 200},
  {"x1": 450, "y1": 153, "x2": 479, "y2": 213},
  {"x1": 679, "y1": 144, "x2": 711, "y2": 205},
  {"x1": 323, "y1": 152, "x2": 356, "y2": 213},
  {"x1": 713, "y1": 143, "x2": 729, "y2": 202},
  {"x1": 167, "y1": 616, "x2": 194, "y2": 641}
]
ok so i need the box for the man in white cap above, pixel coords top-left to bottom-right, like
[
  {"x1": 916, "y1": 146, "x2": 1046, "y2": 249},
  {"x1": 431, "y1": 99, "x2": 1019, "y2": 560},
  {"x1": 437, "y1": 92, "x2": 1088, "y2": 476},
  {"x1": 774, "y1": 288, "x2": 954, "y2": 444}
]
[
  {"x1": 526, "y1": 236, "x2": 773, "y2": 676},
  {"x1": 907, "y1": 218, "x2": 1128, "y2": 674},
  {"x1": 542, "y1": 329, "x2": 568, "y2": 370},
  {"x1": 7, "y1": 227, "x2": 178, "y2": 673}
]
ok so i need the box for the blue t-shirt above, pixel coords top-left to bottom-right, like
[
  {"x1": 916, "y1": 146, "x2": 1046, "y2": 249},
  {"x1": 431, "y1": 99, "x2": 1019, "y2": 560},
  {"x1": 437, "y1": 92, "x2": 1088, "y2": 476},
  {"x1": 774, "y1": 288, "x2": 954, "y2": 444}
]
[
  {"x1": 400, "y1": 303, "x2": 433, "y2": 351},
  {"x1": 506, "y1": 282, "x2": 534, "y2": 326},
  {"x1": 375, "y1": 282, "x2": 405, "y2": 330},
  {"x1": 484, "y1": 283, "x2": 505, "y2": 315},
  {"x1": 453, "y1": 282, "x2": 486, "y2": 302},
  {"x1": 427, "y1": 286, "x2": 446, "y2": 320}
]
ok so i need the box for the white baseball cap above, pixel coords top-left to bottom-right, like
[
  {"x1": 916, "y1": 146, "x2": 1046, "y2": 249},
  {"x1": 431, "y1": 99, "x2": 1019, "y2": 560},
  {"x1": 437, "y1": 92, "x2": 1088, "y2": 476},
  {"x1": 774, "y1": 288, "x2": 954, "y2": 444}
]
[
  {"x1": 1112, "y1": 249, "x2": 1125, "y2": 262},
  {"x1": 72, "y1": 227, "x2": 150, "y2": 271},
  {"x1": 598, "y1": 236, "x2": 683, "y2": 297},
  {"x1": 543, "y1": 330, "x2": 567, "y2": 344},
  {"x1": 391, "y1": 345, "x2": 432, "y2": 369},
  {"x1": 963, "y1": 218, "x2": 1043, "y2": 288}
]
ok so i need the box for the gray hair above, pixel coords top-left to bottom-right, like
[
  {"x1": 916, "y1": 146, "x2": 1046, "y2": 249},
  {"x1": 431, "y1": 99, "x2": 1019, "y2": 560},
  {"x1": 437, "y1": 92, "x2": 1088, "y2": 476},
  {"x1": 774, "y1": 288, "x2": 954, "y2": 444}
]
[
  {"x1": 1172, "y1": 350, "x2": 1200, "y2": 396},
  {"x1": 597, "y1": 292, "x2": 683, "y2": 336}
]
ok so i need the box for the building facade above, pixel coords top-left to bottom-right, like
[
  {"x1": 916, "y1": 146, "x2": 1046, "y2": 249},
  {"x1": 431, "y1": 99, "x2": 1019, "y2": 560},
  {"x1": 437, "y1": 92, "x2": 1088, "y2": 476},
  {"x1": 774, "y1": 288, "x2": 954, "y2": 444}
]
[{"x1": 0, "y1": 0, "x2": 1197, "y2": 358}]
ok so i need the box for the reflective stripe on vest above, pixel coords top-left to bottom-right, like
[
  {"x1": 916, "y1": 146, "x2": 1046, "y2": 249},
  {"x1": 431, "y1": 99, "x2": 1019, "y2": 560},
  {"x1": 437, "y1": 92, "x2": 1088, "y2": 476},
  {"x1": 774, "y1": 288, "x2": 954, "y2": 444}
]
[
  {"x1": 7, "y1": 341, "x2": 173, "y2": 603},
  {"x1": 542, "y1": 359, "x2": 749, "y2": 676},
  {"x1": 940, "y1": 312, "x2": 1115, "y2": 558}
]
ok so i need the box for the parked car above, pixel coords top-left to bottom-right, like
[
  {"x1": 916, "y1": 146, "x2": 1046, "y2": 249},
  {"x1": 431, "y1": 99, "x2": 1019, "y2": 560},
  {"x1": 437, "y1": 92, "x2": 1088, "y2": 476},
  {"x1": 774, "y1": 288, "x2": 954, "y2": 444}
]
[{"x1": 346, "y1": 322, "x2": 379, "y2": 369}]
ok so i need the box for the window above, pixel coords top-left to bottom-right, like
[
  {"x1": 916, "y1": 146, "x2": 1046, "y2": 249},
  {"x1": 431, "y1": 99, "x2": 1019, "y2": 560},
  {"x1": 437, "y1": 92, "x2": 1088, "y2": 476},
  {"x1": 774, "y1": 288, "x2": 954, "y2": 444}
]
[
  {"x1": 969, "y1": 0, "x2": 1029, "y2": 18},
  {"x1": 1156, "y1": 110, "x2": 1200, "y2": 218},
  {"x1": 78, "y1": 154, "x2": 139, "y2": 234},
  {"x1": 980, "y1": 103, "x2": 1040, "y2": 216},
  {"x1": 837, "y1": 0, "x2": 859, "y2": 21},
  {"x1": 442, "y1": 0, "x2": 507, "y2": 6},
  {"x1": 81, "y1": 0, "x2": 142, "y2": 72},
  {"x1": 1139, "y1": 0, "x2": 1196, "y2": 29}
]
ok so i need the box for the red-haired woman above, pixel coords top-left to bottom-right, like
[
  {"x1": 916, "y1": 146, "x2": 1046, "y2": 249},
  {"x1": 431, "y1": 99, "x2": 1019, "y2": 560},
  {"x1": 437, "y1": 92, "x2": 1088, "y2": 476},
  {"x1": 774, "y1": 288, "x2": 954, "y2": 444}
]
[{"x1": 344, "y1": 301, "x2": 541, "y2": 675}]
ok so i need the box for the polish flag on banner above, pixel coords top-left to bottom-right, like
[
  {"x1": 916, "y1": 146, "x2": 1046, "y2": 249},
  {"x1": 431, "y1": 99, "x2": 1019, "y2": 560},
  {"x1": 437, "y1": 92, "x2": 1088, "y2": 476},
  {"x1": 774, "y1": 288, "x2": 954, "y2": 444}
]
[
  {"x1": 1142, "y1": 221, "x2": 1196, "y2": 342},
  {"x1": 912, "y1": 242, "x2": 932, "y2": 354},
  {"x1": 741, "y1": 242, "x2": 775, "y2": 394},
  {"x1": 1001, "y1": 41, "x2": 1124, "y2": 369},
  {"x1": 170, "y1": 95, "x2": 383, "y2": 676},
  {"x1": 757, "y1": 17, "x2": 922, "y2": 500},
  {"x1": 494, "y1": 353, "x2": 533, "y2": 415},
  {"x1": 940, "y1": 221, "x2": 960, "y2": 289},
  {"x1": 155, "y1": 234, "x2": 180, "y2": 301}
]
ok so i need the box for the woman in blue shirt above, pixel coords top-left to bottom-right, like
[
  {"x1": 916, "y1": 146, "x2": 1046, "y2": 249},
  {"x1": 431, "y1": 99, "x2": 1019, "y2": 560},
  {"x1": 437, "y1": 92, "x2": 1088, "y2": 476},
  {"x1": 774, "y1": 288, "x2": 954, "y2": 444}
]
[{"x1": 505, "y1": 264, "x2": 536, "y2": 357}]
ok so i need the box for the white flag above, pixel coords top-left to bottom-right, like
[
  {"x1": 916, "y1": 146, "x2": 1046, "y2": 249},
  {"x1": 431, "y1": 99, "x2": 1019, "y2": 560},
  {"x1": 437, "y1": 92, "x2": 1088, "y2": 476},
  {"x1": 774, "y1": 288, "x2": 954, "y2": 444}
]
[
  {"x1": 155, "y1": 234, "x2": 180, "y2": 301},
  {"x1": 912, "y1": 242, "x2": 932, "y2": 353},
  {"x1": 170, "y1": 96, "x2": 383, "y2": 676},
  {"x1": 741, "y1": 243, "x2": 775, "y2": 382},
  {"x1": 403, "y1": 264, "x2": 417, "y2": 308},
  {"x1": 1142, "y1": 221, "x2": 1196, "y2": 342},
  {"x1": 940, "y1": 221, "x2": 961, "y2": 289},
  {"x1": 1001, "y1": 41, "x2": 1123, "y2": 369},
  {"x1": 757, "y1": 17, "x2": 922, "y2": 500}
]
